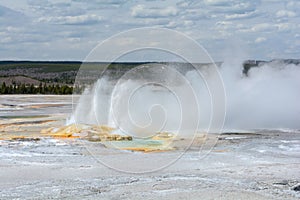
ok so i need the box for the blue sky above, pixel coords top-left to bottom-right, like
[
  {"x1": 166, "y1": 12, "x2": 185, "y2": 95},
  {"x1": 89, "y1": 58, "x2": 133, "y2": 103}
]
[{"x1": 0, "y1": 0, "x2": 299, "y2": 61}]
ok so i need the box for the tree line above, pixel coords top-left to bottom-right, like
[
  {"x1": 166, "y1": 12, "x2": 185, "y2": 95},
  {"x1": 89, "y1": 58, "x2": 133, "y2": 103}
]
[{"x1": 0, "y1": 82, "x2": 75, "y2": 94}]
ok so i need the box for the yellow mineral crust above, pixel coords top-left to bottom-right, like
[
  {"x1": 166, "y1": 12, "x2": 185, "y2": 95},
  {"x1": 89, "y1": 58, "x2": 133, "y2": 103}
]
[
  {"x1": 0, "y1": 134, "x2": 40, "y2": 141},
  {"x1": 40, "y1": 124, "x2": 132, "y2": 141},
  {"x1": 1, "y1": 123, "x2": 176, "y2": 152},
  {"x1": 0, "y1": 120, "x2": 55, "y2": 131}
]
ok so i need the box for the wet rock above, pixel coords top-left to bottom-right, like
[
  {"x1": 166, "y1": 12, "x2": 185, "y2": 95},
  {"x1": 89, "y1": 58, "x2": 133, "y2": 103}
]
[
  {"x1": 273, "y1": 180, "x2": 289, "y2": 186},
  {"x1": 10, "y1": 136, "x2": 40, "y2": 141},
  {"x1": 292, "y1": 184, "x2": 300, "y2": 191}
]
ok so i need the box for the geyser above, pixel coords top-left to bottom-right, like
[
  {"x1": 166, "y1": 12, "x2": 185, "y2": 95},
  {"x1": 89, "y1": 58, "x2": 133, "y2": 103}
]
[
  {"x1": 69, "y1": 60, "x2": 300, "y2": 136},
  {"x1": 71, "y1": 63, "x2": 201, "y2": 138}
]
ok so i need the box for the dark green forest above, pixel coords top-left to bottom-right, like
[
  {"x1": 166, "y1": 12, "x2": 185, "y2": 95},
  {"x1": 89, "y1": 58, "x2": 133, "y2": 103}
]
[
  {"x1": 0, "y1": 61, "x2": 151, "y2": 95},
  {"x1": 0, "y1": 82, "x2": 74, "y2": 95}
]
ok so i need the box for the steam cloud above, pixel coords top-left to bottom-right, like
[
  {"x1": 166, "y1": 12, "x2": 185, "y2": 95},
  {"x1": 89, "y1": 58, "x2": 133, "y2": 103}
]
[{"x1": 69, "y1": 60, "x2": 300, "y2": 135}]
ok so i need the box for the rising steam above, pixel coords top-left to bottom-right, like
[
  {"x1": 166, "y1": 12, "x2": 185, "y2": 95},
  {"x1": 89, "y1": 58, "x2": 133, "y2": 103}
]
[{"x1": 69, "y1": 60, "x2": 300, "y2": 135}]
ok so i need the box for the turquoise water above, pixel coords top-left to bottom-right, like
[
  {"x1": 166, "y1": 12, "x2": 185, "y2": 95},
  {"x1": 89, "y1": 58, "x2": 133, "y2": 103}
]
[{"x1": 104, "y1": 138, "x2": 166, "y2": 149}]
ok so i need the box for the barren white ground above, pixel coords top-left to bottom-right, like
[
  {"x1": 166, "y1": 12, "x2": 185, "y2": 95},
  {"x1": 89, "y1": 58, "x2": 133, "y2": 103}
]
[{"x1": 0, "y1": 95, "x2": 299, "y2": 199}]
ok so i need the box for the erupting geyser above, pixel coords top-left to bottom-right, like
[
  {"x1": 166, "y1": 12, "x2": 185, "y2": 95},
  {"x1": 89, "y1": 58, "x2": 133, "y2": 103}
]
[
  {"x1": 70, "y1": 59, "x2": 300, "y2": 135},
  {"x1": 70, "y1": 63, "x2": 202, "y2": 138}
]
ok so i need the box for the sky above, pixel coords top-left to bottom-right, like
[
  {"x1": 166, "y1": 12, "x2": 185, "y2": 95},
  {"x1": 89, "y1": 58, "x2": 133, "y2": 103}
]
[{"x1": 0, "y1": 0, "x2": 299, "y2": 61}]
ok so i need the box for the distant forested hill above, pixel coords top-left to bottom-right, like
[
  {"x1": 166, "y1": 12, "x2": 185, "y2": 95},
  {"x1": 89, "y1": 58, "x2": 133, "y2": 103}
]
[
  {"x1": 0, "y1": 59, "x2": 298, "y2": 94},
  {"x1": 0, "y1": 61, "x2": 148, "y2": 94}
]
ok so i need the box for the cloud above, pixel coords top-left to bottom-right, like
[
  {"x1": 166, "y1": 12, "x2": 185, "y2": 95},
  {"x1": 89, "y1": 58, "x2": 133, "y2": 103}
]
[
  {"x1": 37, "y1": 14, "x2": 103, "y2": 25},
  {"x1": 92, "y1": 0, "x2": 126, "y2": 4},
  {"x1": 0, "y1": 5, "x2": 21, "y2": 16},
  {"x1": 72, "y1": 0, "x2": 126, "y2": 5},
  {"x1": 286, "y1": 1, "x2": 300, "y2": 12},
  {"x1": 276, "y1": 10, "x2": 297, "y2": 18},
  {"x1": 251, "y1": 23, "x2": 274, "y2": 32},
  {"x1": 203, "y1": 0, "x2": 258, "y2": 14},
  {"x1": 216, "y1": 21, "x2": 233, "y2": 26},
  {"x1": 276, "y1": 23, "x2": 292, "y2": 32},
  {"x1": 255, "y1": 37, "x2": 266, "y2": 43},
  {"x1": 0, "y1": 5, "x2": 28, "y2": 25},
  {"x1": 166, "y1": 20, "x2": 194, "y2": 28},
  {"x1": 0, "y1": 0, "x2": 299, "y2": 60},
  {"x1": 204, "y1": 0, "x2": 231, "y2": 6},
  {"x1": 131, "y1": 5, "x2": 178, "y2": 18},
  {"x1": 225, "y1": 11, "x2": 257, "y2": 20},
  {"x1": 0, "y1": 36, "x2": 12, "y2": 44},
  {"x1": 180, "y1": 8, "x2": 209, "y2": 20}
]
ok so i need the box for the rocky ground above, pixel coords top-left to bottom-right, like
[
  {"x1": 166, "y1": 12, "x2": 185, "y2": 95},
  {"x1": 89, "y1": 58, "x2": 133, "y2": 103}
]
[{"x1": 0, "y1": 95, "x2": 299, "y2": 199}]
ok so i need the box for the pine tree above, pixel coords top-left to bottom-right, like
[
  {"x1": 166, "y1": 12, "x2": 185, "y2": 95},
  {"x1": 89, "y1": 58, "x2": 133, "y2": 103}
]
[{"x1": 1, "y1": 82, "x2": 8, "y2": 94}]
